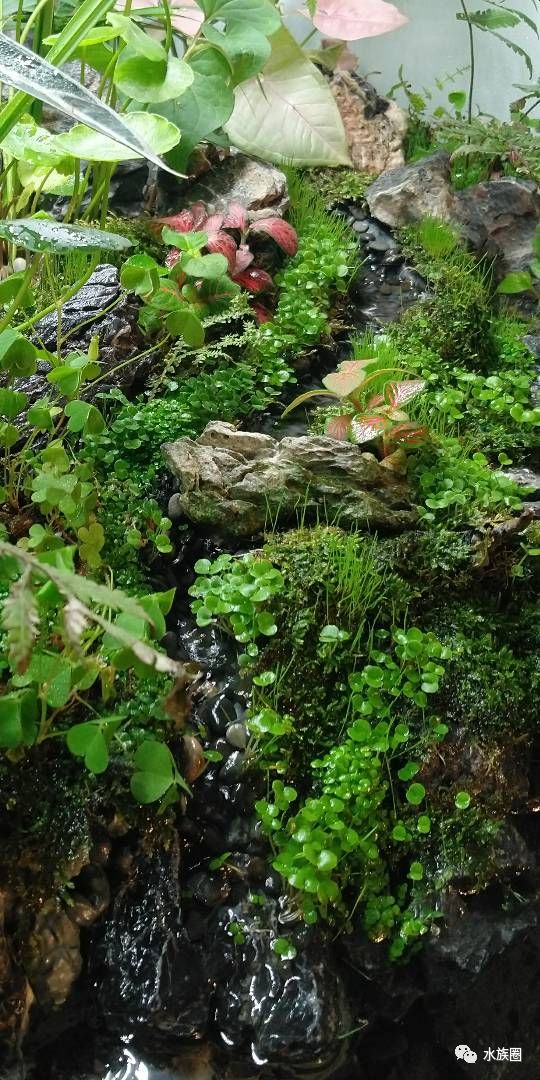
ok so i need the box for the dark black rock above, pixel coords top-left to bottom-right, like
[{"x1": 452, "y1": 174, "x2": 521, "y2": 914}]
[
  {"x1": 173, "y1": 617, "x2": 236, "y2": 674},
  {"x1": 186, "y1": 871, "x2": 231, "y2": 907},
  {"x1": 212, "y1": 898, "x2": 351, "y2": 1069},
  {"x1": 218, "y1": 751, "x2": 246, "y2": 785},
  {"x1": 95, "y1": 835, "x2": 209, "y2": 1039}
]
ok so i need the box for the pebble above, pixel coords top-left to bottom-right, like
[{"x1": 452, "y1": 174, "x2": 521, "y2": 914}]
[
  {"x1": 187, "y1": 871, "x2": 231, "y2": 907},
  {"x1": 226, "y1": 722, "x2": 248, "y2": 750},
  {"x1": 352, "y1": 219, "x2": 369, "y2": 234},
  {"x1": 182, "y1": 734, "x2": 206, "y2": 783},
  {"x1": 219, "y1": 751, "x2": 246, "y2": 784},
  {"x1": 12, "y1": 257, "x2": 27, "y2": 274}
]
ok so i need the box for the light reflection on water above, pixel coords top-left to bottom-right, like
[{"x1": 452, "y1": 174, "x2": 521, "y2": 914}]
[{"x1": 100, "y1": 1044, "x2": 213, "y2": 1080}]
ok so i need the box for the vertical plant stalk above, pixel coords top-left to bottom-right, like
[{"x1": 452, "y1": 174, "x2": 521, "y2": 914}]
[{"x1": 459, "y1": 0, "x2": 475, "y2": 124}]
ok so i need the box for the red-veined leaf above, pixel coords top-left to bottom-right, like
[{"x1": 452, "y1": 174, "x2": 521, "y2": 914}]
[
  {"x1": 151, "y1": 206, "x2": 198, "y2": 236},
  {"x1": 325, "y1": 413, "x2": 352, "y2": 440},
  {"x1": 165, "y1": 248, "x2": 180, "y2": 268},
  {"x1": 233, "y1": 244, "x2": 254, "y2": 274},
  {"x1": 312, "y1": 0, "x2": 408, "y2": 41},
  {"x1": 252, "y1": 302, "x2": 272, "y2": 323},
  {"x1": 350, "y1": 415, "x2": 387, "y2": 444},
  {"x1": 248, "y1": 217, "x2": 299, "y2": 255},
  {"x1": 223, "y1": 202, "x2": 248, "y2": 231},
  {"x1": 384, "y1": 379, "x2": 426, "y2": 407},
  {"x1": 391, "y1": 422, "x2": 429, "y2": 447},
  {"x1": 204, "y1": 213, "x2": 225, "y2": 234},
  {"x1": 232, "y1": 267, "x2": 274, "y2": 293},
  {"x1": 206, "y1": 231, "x2": 238, "y2": 273}
]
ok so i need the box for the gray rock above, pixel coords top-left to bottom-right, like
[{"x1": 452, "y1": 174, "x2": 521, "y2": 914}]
[
  {"x1": 180, "y1": 153, "x2": 287, "y2": 214},
  {"x1": 365, "y1": 152, "x2": 454, "y2": 228},
  {"x1": 453, "y1": 177, "x2": 540, "y2": 279},
  {"x1": 226, "y1": 722, "x2": 248, "y2": 750},
  {"x1": 162, "y1": 422, "x2": 417, "y2": 537}
]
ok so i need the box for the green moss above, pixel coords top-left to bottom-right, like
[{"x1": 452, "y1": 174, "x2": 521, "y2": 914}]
[
  {"x1": 390, "y1": 227, "x2": 495, "y2": 370},
  {"x1": 300, "y1": 166, "x2": 373, "y2": 208}
]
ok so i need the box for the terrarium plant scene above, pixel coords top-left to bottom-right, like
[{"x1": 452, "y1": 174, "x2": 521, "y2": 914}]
[{"x1": 0, "y1": 0, "x2": 538, "y2": 1077}]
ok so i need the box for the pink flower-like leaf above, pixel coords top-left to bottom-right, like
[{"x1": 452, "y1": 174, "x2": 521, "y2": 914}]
[
  {"x1": 312, "y1": 0, "x2": 408, "y2": 42},
  {"x1": 204, "y1": 213, "x2": 225, "y2": 235},
  {"x1": 223, "y1": 202, "x2": 249, "y2": 232},
  {"x1": 350, "y1": 415, "x2": 387, "y2": 445},
  {"x1": 325, "y1": 413, "x2": 352, "y2": 441},
  {"x1": 165, "y1": 248, "x2": 181, "y2": 269},
  {"x1": 249, "y1": 217, "x2": 299, "y2": 256},
  {"x1": 206, "y1": 231, "x2": 238, "y2": 274},
  {"x1": 384, "y1": 379, "x2": 426, "y2": 408},
  {"x1": 128, "y1": 1, "x2": 205, "y2": 37},
  {"x1": 391, "y1": 422, "x2": 429, "y2": 447},
  {"x1": 233, "y1": 267, "x2": 274, "y2": 294},
  {"x1": 233, "y1": 244, "x2": 254, "y2": 274}
]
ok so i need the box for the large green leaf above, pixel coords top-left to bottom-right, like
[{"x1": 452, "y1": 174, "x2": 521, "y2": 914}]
[
  {"x1": 0, "y1": 29, "x2": 181, "y2": 174},
  {"x1": 0, "y1": 218, "x2": 132, "y2": 252},
  {"x1": 1, "y1": 116, "x2": 72, "y2": 167},
  {"x1": 55, "y1": 111, "x2": 180, "y2": 162},
  {"x1": 225, "y1": 27, "x2": 351, "y2": 166},
  {"x1": 159, "y1": 47, "x2": 234, "y2": 172},
  {"x1": 114, "y1": 51, "x2": 193, "y2": 103},
  {"x1": 203, "y1": 24, "x2": 271, "y2": 84},
  {"x1": 197, "y1": 0, "x2": 281, "y2": 33}
]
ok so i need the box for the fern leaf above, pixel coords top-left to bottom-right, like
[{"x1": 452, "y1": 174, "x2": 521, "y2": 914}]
[{"x1": 2, "y1": 571, "x2": 39, "y2": 673}]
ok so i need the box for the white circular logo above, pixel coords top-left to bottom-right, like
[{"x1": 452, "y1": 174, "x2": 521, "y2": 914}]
[{"x1": 455, "y1": 1045, "x2": 478, "y2": 1063}]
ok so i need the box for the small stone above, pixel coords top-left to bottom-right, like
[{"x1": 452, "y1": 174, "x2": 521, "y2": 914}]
[
  {"x1": 12, "y1": 257, "x2": 27, "y2": 274},
  {"x1": 187, "y1": 871, "x2": 231, "y2": 907},
  {"x1": 226, "y1": 722, "x2": 248, "y2": 750},
  {"x1": 218, "y1": 751, "x2": 246, "y2": 784},
  {"x1": 182, "y1": 734, "x2": 206, "y2": 783},
  {"x1": 352, "y1": 219, "x2": 369, "y2": 234}
]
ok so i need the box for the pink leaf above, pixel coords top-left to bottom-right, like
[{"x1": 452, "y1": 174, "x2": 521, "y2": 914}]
[
  {"x1": 233, "y1": 244, "x2": 254, "y2": 274},
  {"x1": 325, "y1": 414, "x2": 352, "y2": 441},
  {"x1": 385, "y1": 379, "x2": 426, "y2": 408},
  {"x1": 313, "y1": 0, "x2": 408, "y2": 42},
  {"x1": 165, "y1": 248, "x2": 181, "y2": 268},
  {"x1": 323, "y1": 360, "x2": 370, "y2": 399},
  {"x1": 350, "y1": 415, "x2": 386, "y2": 445},
  {"x1": 204, "y1": 214, "x2": 225, "y2": 235},
  {"x1": 249, "y1": 217, "x2": 299, "y2": 256},
  {"x1": 206, "y1": 232, "x2": 238, "y2": 273},
  {"x1": 252, "y1": 302, "x2": 273, "y2": 323},
  {"x1": 391, "y1": 423, "x2": 429, "y2": 447},
  {"x1": 153, "y1": 208, "x2": 197, "y2": 235},
  {"x1": 223, "y1": 202, "x2": 249, "y2": 231},
  {"x1": 233, "y1": 267, "x2": 274, "y2": 294}
]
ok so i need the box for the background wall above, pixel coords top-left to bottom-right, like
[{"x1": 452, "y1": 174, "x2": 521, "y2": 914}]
[{"x1": 285, "y1": 0, "x2": 539, "y2": 118}]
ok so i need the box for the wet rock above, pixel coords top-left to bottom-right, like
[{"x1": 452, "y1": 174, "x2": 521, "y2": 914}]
[
  {"x1": 423, "y1": 902, "x2": 540, "y2": 1079},
  {"x1": 173, "y1": 616, "x2": 236, "y2": 674},
  {"x1": 23, "y1": 904, "x2": 82, "y2": 1008},
  {"x1": 213, "y1": 898, "x2": 351, "y2": 1069},
  {"x1": 225, "y1": 816, "x2": 266, "y2": 854},
  {"x1": 225, "y1": 723, "x2": 248, "y2": 750},
  {"x1": 187, "y1": 871, "x2": 232, "y2": 908},
  {"x1": 96, "y1": 836, "x2": 209, "y2": 1038},
  {"x1": 329, "y1": 72, "x2": 407, "y2": 174},
  {"x1": 163, "y1": 422, "x2": 417, "y2": 537},
  {"x1": 179, "y1": 153, "x2": 287, "y2": 214},
  {"x1": 9, "y1": 266, "x2": 147, "y2": 406},
  {"x1": 365, "y1": 152, "x2": 454, "y2": 228},
  {"x1": 453, "y1": 178, "x2": 540, "y2": 280},
  {"x1": 218, "y1": 751, "x2": 246, "y2": 785},
  {"x1": 365, "y1": 221, "x2": 398, "y2": 253}
]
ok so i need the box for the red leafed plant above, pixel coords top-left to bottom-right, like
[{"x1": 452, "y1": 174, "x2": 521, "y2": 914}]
[
  {"x1": 150, "y1": 201, "x2": 298, "y2": 319},
  {"x1": 282, "y1": 358, "x2": 428, "y2": 472}
]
